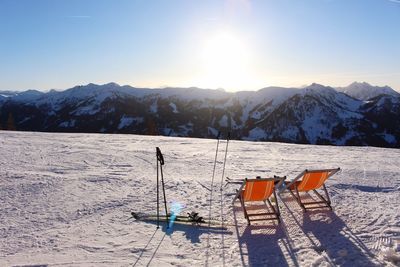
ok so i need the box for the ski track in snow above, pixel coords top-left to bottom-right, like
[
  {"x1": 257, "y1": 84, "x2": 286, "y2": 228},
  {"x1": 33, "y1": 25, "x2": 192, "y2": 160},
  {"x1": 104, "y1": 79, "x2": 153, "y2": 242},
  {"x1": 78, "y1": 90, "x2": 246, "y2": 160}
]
[{"x1": 0, "y1": 131, "x2": 399, "y2": 266}]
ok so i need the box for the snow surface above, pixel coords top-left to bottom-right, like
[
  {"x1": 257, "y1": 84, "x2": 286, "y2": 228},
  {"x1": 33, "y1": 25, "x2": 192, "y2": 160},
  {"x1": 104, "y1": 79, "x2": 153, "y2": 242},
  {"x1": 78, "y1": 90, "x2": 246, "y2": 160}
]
[
  {"x1": 301, "y1": 106, "x2": 329, "y2": 144},
  {"x1": 207, "y1": 127, "x2": 219, "y2": 137},
  {"x1": 117, "y1": 116, "x2": 144, "y2": 130},
  {"x1": 245, "y1": 127, "x2": 267, "y2": 140},
  {"x1": 71, "y1": 104, "x2": 101, "y2": 116},
  {"x1": 149, "y1": 100, "x2": 158, "y2": 113},
  {"x1": 178, "y1": 123, "x2": 193, "y2": 136},
  {"x1": 219, "y1": 115, "x2": 228, "y2": 127},
  {"x1": 58, "y1": 120, "x2": 76, "y2": 128},
  {"x1": 236, "y1": 87, "x2": 299, "y2": 123},
  {"x1": 0, "y1": 131, "x2": 399, "y2": 266},
  {"x1": 169, "y1": 102, "x2": 179, "y2": 114},
  {"x1": 383, "y1": 133, "x2": 397, "y2": 145},
  {"x1": 301, "y1": 84, "x2": 362, "y2": 116}
]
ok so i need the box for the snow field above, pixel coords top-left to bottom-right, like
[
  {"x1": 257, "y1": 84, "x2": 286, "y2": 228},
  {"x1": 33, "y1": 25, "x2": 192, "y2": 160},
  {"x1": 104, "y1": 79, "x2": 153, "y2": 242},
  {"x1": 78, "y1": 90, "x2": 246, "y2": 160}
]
[{"x1": 0, "y1": 131, "x2": 399, "y2": 266}]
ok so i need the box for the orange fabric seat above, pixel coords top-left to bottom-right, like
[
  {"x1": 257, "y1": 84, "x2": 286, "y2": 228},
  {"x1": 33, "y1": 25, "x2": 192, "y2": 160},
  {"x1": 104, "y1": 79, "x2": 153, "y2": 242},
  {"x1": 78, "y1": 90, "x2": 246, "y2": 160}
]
[
  {"x1": 285, "y1": 180, "x2": 300, "y2": 190},
  {"x1": 233, "y1": 177, "x2": 285, "y2": 225},
  {"x1": 296, "y1": 171, "x2": 329, "y2": 191},
  {"x1": 241, "y1": 180, "x2": 274, "y2": 201},
  {"x1": 282, "y1": 168, "x2": 340, "y2": 211}
]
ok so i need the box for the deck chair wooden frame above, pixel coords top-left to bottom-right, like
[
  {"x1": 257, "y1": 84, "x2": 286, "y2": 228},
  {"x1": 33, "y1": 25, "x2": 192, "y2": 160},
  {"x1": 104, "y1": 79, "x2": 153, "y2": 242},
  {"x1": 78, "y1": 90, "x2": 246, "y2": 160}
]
[
  {"x1": 282, "y1": 168, "x2": 340, "y2": 212},
  {"x1": 233, "y1": 176, "x2": 286, "y2": 225}
]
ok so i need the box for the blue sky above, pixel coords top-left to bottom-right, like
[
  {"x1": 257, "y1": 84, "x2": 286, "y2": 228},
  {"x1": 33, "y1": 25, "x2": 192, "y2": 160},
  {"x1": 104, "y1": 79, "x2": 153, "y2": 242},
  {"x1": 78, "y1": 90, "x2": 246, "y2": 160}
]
[{"x1": 0, "y1": 0, "x2": 399, "y2": 91}]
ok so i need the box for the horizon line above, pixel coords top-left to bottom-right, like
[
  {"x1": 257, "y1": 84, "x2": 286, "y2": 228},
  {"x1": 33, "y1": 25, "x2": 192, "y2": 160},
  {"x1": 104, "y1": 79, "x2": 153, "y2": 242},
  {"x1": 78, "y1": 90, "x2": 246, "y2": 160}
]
[{"x1": 1, "y1": 80, "x2": 399, "y2": 93}]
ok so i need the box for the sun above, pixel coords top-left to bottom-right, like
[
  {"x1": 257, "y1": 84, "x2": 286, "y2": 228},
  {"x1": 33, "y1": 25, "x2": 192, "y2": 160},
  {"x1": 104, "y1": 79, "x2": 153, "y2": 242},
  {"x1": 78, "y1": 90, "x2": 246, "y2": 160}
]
[{"x1": 195, "y1": 31, "x2": 260, "y2": 91}]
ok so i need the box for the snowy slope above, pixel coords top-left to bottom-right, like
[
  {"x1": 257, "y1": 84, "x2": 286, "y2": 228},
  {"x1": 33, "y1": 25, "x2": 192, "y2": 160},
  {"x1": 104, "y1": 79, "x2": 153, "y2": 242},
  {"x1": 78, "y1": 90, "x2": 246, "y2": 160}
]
[
  {"x1": 0, "y1": 131, "x2": 399, "y2": 266},
  {"x1": 235, "y1": 86, "x2": 299, "y2": 123},
  {"x1": 250, "y1": 84, "x2": 367, "y2": 145},
  {"x1": 0, "y1": 90, "x2": 43, "y2": 106}
]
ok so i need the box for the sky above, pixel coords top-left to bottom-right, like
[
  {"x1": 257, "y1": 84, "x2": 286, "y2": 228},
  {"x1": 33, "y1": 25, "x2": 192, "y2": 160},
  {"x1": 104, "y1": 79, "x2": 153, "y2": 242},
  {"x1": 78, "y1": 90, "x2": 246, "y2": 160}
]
[{"x1": 0, "y1": 0, "x2": 399, "y2": 92}]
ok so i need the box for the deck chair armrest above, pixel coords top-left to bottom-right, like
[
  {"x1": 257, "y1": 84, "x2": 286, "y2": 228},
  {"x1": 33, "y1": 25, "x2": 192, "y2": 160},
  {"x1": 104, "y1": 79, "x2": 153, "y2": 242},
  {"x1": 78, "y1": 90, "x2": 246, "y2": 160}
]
[
  {"x1": 304, "y1": 168, "x2": 341, "y2": 174},
  {"x1": 274, "y1": 176, "x2": 286, "y2": 190},
  {"x1": 279, "y1": 170, "x2": 306, "y2": 194},
  {"x1": 232, "y1": 181, "x2": 246, "y2": 204},
  {"x1": 327, "y1": 168, "x2": 341, "y2": 178}
]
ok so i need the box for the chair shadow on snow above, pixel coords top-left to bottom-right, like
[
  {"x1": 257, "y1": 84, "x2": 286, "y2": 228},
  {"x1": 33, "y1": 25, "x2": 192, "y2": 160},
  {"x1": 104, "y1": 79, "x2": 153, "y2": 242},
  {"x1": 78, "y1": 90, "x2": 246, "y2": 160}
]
[
  {"x1": 301, "y1": 211, "x2": 378, "y2": 266},
  {"x1": 281, "y1": 193, "x2": 379, "y2": 267},
  {"x1": 332, "y1": 183, "x2": 397, "y2": 193},
  {"x1": 233, "y1": 206, "x2": 299, "y2": 267}
]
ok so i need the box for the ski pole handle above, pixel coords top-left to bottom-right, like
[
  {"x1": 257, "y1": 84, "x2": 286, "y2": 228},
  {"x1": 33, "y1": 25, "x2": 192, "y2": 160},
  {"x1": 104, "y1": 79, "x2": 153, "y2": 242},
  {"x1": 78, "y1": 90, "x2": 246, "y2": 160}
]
[{"x1": 156, "y1": 147, "x2": 165, "y2": 165}]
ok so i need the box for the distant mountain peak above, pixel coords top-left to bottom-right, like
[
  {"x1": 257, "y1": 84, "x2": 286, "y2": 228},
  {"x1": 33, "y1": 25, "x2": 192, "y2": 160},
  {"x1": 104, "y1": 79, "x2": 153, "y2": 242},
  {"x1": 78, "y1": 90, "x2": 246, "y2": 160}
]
[
  {"x1": 302, "y1": 83, "x2": 337, "y2": 97},
  {"x1": 337, "y1": 82, "x2": 399, "y2": 100},
  {"x1": 309, "y1": 82, "x2": 325, "y2": 87},
  {"x1": 349, "y1": 81, "x2": 371, "y2": 87},
  {"x1": 103, "y1": 82, "x2": 120, "y2": 87}
]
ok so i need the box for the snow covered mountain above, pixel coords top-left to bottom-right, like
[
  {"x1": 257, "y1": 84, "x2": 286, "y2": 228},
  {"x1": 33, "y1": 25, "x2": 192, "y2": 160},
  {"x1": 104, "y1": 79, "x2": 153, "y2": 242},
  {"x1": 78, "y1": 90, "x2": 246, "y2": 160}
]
[
  {"x1": 337, "y1": 82, "x2": 400, "y2": 100},
  {"x1": 0, "y1": 82, "x2": 399, "y2": 148}
]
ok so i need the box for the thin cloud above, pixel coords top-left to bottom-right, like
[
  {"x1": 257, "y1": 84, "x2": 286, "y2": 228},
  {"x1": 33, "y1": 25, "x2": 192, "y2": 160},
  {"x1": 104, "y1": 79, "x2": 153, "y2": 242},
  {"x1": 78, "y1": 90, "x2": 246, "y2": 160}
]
[{"x1": 388, "y1": 0, "x2": 400, "y2": 3}]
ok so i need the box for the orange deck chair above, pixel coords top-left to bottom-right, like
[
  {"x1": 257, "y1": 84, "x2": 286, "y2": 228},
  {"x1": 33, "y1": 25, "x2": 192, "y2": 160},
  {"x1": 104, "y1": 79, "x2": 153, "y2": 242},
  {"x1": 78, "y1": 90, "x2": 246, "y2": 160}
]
[
  {"x1": 281, "y1": 168, "x2": 340, "y2": 211},
  {"x1": 232, "y1": 176, "x2": 286, "y2": 225}
]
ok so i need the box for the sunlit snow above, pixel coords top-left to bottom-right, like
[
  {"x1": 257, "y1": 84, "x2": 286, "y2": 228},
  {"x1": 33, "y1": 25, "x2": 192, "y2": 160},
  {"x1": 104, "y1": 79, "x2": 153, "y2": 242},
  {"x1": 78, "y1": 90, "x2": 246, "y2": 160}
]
[{"x1": 0, "y1": 131, "x2": 399, "y2": 266}]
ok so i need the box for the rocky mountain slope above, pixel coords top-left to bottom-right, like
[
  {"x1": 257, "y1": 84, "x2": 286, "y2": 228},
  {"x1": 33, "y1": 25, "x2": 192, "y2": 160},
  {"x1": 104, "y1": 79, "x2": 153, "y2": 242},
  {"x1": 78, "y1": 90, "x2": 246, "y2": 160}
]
[{"x1": 1, "y1": 82, "x2": 399, "y2": 148}]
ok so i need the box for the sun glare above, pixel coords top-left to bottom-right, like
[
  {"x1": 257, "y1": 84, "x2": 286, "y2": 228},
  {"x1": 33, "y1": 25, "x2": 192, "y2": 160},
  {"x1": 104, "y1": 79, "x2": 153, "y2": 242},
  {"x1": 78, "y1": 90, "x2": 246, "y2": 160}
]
[{"x1": 196, "y1": 31, "x2": 260, "y2": 91}]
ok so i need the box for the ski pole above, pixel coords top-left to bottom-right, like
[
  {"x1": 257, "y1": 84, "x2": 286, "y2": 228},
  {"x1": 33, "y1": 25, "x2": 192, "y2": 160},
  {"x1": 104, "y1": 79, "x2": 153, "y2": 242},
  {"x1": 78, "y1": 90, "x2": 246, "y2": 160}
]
[
  {"x1": 205, "y1": 131, "x2": 221, "y2": 266},
  {"x1": 219, "y1": 131, "x2": 230, "y2": 267},
  {"x1": 159, "y1": 162, "x2": 169, "y2": 228},
  {"x1": 220, "y1": 132, "x2": 230, "y2": 189},
  {"x1": 208, "y1": 131, "x2": 221, "y2": 221},
  {"x1": 156, "y1": 149, "x2": 160, "y2": 228}
]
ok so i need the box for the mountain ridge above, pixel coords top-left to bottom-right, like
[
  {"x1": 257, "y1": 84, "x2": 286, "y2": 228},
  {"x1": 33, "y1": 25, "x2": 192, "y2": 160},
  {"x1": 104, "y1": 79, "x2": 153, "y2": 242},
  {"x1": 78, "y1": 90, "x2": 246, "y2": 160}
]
[{"x1": 1, "y1": 82, "x2": 399, "y2": 148}]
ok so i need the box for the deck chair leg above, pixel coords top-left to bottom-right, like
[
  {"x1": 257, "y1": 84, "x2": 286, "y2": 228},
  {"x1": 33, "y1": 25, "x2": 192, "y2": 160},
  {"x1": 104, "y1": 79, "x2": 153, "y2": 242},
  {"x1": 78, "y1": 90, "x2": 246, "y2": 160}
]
[
  {"x1": 295, "y1": 187, "x2": 307, "y2": 212},
  {"x1": 312, "y1": 190, "x2": 331, "y2": 210},
  {"x1": 240, "y1": 196, "x2": 251, "y2": 225},
  {"x1": 312, "y1": 189, "x2": 326, "y2": 202},
  {"x1": 273, "y1": 190, "x2": 281, "y2": 217},
  {"x1": 288, "y1": 187, "x2": 302, "y2": 211},
  {"x1": 322, "y1": 184, "x2": 332, "y2": 210},
  {"x1": 270, "y1": 190, "x2": 281, "y2": 223},
  {"x1": 310, "y1": 184, "x2": 332, "y2": 209},
  {"x1": 266, "y1": 198, "x2": 280, "y2": 223},
  {"x1": 322, "y1": 184, "x2": 331, "y2": 203}
]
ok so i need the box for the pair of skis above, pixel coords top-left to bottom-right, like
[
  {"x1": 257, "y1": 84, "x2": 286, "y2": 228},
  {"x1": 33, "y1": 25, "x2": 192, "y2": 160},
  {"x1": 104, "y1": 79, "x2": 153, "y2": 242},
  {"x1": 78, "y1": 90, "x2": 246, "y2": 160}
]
[
  {"x1": 131, "y1": 131, "x2": 231, "y2": 229},
  {"x1": 131, "y1": 211, "x2": 231, "y2": 228}
]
